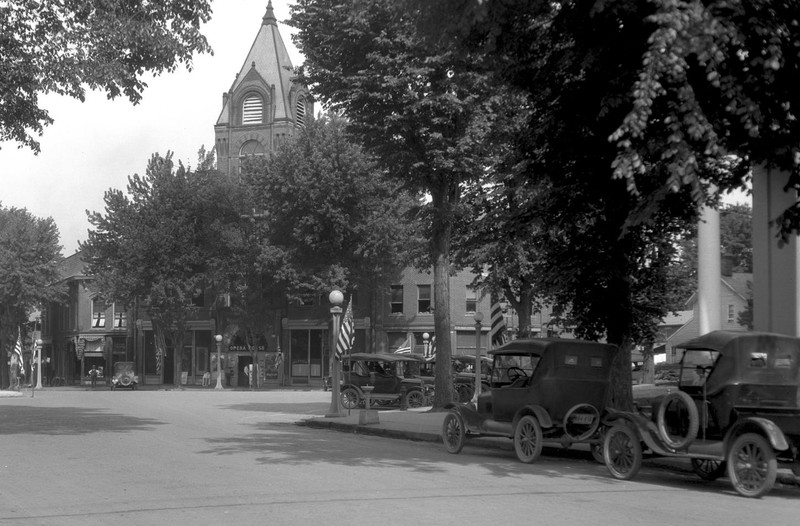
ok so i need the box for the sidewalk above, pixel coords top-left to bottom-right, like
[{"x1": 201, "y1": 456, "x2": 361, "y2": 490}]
[{"x1": 302, "y1": 406, "x2": 448, "y2": 443}]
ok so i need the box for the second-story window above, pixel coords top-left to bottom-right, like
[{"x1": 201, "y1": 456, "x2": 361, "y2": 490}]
[
  {"x1": 465, "y1": 287, "x2": 477, "y2": 314},
  {"x1": 92, "y1": 298, "x2": 106, "y2": 329},
  {"x1": 418, "y1": 285, "x2": 432, "y2": 314},
  {"x1": 728, "y1": 304, "x2": 735, "y2": 323},
  {"x1": 390, "y1": 285, "x2": 403, "y2": 314},
  {"x1": 114, "y1": 307, "x2": 127, "y2": 329}
]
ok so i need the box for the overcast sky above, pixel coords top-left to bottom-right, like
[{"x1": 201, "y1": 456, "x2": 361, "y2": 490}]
[{"x1": 0, "y1": 1, "x2": 303, "y2": 256}]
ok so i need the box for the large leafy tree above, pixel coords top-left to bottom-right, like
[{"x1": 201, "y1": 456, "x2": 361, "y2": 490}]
[
  {"x1": 290, "y1": 0, "x2": 505, "y2": 407},
  {"x1": 403, "y1": 0, "x2": 761, "y2": 409},
  {"x1": 241, "y1": 115, "x2": 418, "y2": 344},
  {"x1": 0, "y1": 205, "x2": 63, "y2": 389},
  {"x1": 81, "y1": 151, "x2": 240, "y2": 387},
  {"x1": 1, "y1": 0, "x2": 212, "y2": 152}
]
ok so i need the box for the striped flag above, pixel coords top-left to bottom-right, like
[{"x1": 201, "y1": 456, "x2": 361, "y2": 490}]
[
  {"x1": 394, "y1": 333, "x2": 415, "y2": 354},
  {"x1": 12, "y1": 327, "x2": 23, "y2": 365},
  {"x1": 489, "y1": 295, "x2": 508, "y2": 349},
  {"x1": 335, "y1": 300, "x2": 354, "y2": 360},
  {"x1": 426, "y1": 335, "x2": 437, "y2": 362}
]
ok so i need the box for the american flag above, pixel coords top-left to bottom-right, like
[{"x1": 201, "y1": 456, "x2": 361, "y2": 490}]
[
  {"x1": 426, "y1": 335, "x2": 437, "y2": 361},
  {"x1": 11, "y1": 327, "x2": 23, "y2": 368},
  {"x1": 394, "y1": 333, "x2": 415, "y2": 354},
  {"x1": 335, "y1": 300, "x2": 354, "y2": 360},
  {"x1": 489, "y1": 295, "x2": 508, "y2": 349}
]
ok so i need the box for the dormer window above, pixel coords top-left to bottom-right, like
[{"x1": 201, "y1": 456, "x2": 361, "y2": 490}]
[
  {"x1": 242, "y1": 94, "x2": 263, "y2": 125},
  {"x1": 296, "y1": 96, "x2": 306, "y2": 127}
]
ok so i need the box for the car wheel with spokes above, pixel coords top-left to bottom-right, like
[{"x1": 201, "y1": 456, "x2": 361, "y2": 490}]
[
  {"x1": 691, "y1": 458, "x2": 727, "y2": 481},
  {"x1": 727, "y1": 433, "x2": 777, "y2": 498},
  {"x1": 603, "y1": 424, "x2": 642, "y2": 480},
  {"x1": 442, "y1": 412, "x2": 466, "y2": 454},
  {"x1": 340, "y1": 387, "x2": 360, "y2": 410},
  {"x1": 404, "y1": 389, "x2": 425, "y2": 409},
  {"x1": 513, "y1": 415, "x2": 543, "y2": 463}
]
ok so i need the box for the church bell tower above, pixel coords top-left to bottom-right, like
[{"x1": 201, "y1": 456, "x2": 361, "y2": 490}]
[{"x1": 214, "y1": 1, "x2": 313, "y2": 176}]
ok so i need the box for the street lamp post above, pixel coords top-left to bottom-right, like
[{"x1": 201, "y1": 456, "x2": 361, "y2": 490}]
[
  {"x1": 472, "y1": 313, "x2": 483, "y2": 404},
  {"x1": 35, "y1": 339, "x2": 43, "y2": 390},
  {"x1": 327, "y1": 290, "x2": 344, "y2": 417},
  {"x1": 214, "y1": 334, "x2": 224, "y2": 390},
  {"x1": 423, "y1": 333, "x2": 430, "y2": 360}
]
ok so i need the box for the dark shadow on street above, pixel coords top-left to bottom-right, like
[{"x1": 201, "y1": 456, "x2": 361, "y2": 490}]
[
  {"x1": 0, "y1": 405, "x2": 165, "y2": 435},
  {"x1": 219, "y1": 402, "x2": 328, "y2": 416},
  {"x1": 196, "y1": 419, "x2": 800, "y2": 500}
]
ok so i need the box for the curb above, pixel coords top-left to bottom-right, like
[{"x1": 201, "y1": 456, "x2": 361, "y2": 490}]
[{"x1": 300, "y1": 418, "x2": 442, "y2": 443}]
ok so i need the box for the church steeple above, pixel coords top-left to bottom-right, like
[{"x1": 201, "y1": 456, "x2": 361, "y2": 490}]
[
  {"x1": 214, "y1": 2, "x2": 314, "y2": 177},
  {"x1": 262, "y1": 1, "x2": 277, "y2": 26}
]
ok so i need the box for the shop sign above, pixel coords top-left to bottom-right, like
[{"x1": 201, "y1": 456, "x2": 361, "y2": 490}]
[{"x1": 228, "y1": 344, "x2": 266, "y2": 352}]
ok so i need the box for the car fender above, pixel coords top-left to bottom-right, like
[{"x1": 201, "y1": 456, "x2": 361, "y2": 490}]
[
  {"x1": 513, "y1": 405, "x2": 553, "y2": 429},
  {"x1": 725, "y1": 416, "x2": 790, "y2": 452},
  {"x1": 340, "y1": 384, "x2": 364, "y2": 397}
]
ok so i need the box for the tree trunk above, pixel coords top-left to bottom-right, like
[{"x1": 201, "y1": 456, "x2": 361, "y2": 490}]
[
  {"x1": 431, "y1": 183, "x2": 456, "y2": 410},
  {"x1": 640, "y1": 344, "x2": 655, "y2": 385},
  {"x1": 514, "y1": 287, "x2": 535, "y2": 338}
]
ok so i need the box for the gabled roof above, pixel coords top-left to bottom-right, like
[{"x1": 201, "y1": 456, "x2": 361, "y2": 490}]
[
  {"x1": 684, "y1": 272, "x2": 752, "y2": 307},
  {"x1": 216, "y1": 1, "x2": 296, "y2": 126},
  {"x1": 56, "y1": 251, "x2": 88, "y2": 282}
]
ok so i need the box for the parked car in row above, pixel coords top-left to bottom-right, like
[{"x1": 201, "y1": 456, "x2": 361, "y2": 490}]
[
  {"x1": 339, "y1": 353, "x2": 432, "y2": 410},
  {"x1": 442, "y1": 338, "x2": 618, "y2": 463},
  {"x1": 420, "y1": 355, "x2": 492, "y2": 403},
  {"x1": 603, "y1": 331, "x2": 800, "y2": 498}
]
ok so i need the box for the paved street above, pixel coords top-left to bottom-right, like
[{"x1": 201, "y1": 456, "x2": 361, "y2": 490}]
[{"x1": 1, "y1": 388, "x2": 798, "y2": 525}]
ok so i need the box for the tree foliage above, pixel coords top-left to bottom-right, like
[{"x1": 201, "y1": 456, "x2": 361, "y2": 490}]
[
  {"x1": 241, "y1": 114, "x2": 418, "y2": 304},
  {"x1": 290, "y1": 0, "x2": 507, "y2": 408},
  {"x1": 81, "y1": 151, "x2": 239, "y2": 387},
  {"x1": 1, "y1": 0, "x2": 212, "y2": 152},
  {"x1": 0, "y1": 205, "x2": 63, "y2": 388}
]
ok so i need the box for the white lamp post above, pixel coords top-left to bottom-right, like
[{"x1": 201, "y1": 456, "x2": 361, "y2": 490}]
[
  {"x1": 214, "y1": 334, "x2": 224, "y2": 390},
  {"x1": 35, "y1": 339, "x2": 43, "y2": 389},
  {"x1": 327, "y1": 290, "x2": 344, "y2": 417},
  {"x1": 423, "y1": 332, "x2": 430, "y2": 359},
  {"x1": 472, "y1": 313, "x2": 483, "y2": 404}
]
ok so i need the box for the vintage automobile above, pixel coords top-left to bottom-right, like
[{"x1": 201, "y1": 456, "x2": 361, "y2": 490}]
[
  {"x1": 602, "y1": 331, "x2": 800, "y2": 498},
  {"x1": 110, "y1": 361, "x2": 138, "y2": 390},
  {"x1": 421, "y1": 355, "x2": 492, "y2": 403},
  {"x1": 442, "y1": 338, "x2": 618, "y2": 463},
  {"x1": 339, "y1": 353, "x2": 432, "y2": 410}
]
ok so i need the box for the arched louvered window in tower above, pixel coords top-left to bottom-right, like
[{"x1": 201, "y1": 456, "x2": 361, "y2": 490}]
[
  {"x1": 239, "y1": 140, "x2": 266, "y2": 157},
  {"x1": 242, "y1": 95, "x2": 263, "y2": 125},
  {"x1": 296, "y1": 97, "x2": 306, "y2": 128}
]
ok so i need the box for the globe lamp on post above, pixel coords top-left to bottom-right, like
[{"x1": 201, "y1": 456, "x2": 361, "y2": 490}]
[
  {"x1": 472, "y1": 313, "x2": 483, "y2": 404},
  {"x1": 214, "y1": 334, "x2": 224, "y2": 390},
  {"x1": 327, "y1": 290, "x2": 345, "y2": 417},
  {"x1": 422, "y1": 333, "x2": 430, "y2": 360}
]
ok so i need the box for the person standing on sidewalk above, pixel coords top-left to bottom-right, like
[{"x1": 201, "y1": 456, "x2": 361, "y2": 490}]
[
  {"x1": 275, "y1": 350, "x2": 284, "y2": 386},
  {"x1": 89, "y1": 365, "x2": 99, "y2": 389}
]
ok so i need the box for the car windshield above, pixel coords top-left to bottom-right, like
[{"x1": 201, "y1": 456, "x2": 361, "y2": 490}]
[
  {"x1": 679, "y1": 350, "x2": 720, "y2": 387},
  {"x1": 492, "y1": 353, "x2": 540, "y2": 384}
]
